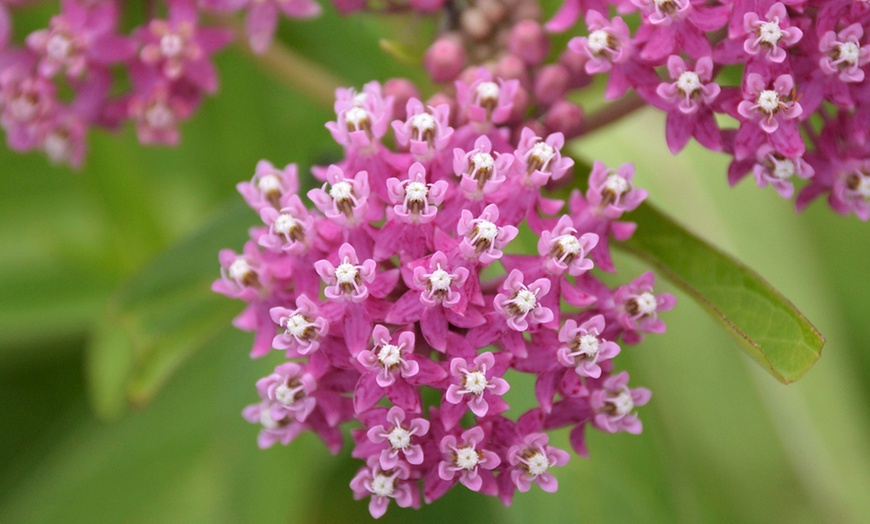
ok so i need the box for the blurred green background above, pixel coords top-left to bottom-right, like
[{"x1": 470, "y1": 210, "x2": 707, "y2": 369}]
[{"x1": 2, "y1": 4, "x2": 870, "y2": 524}]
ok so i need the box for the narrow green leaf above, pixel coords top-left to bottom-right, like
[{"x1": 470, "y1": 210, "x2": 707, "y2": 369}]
[
  {"x1": 618, "y1": 203, "x2": 824, "y2": 384},
  {"x1": 85, "y1": 201, "x2": 251, "y2": 417}
]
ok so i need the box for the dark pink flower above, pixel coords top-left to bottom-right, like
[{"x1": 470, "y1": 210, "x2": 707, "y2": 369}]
[
  {"x1": 437, "y1": 426, "x2": 500, "y2": 491},
  {"x1": 366, "y1": 406, "x2": 431, "y2": 469},
  {"x1": 557, "y1": 315, "x2": 620, "y2": 379},
  {"x1": 350, "y1": 457, "x2": 420, "y2": 519},
  {"x1": 270, "y1": 294, "x2": 329, "y2": 356},
  {"x1": 494, "y1": 269, "x2": 554, "y2": 332},
  {"x1": 314, "y1": 243, "x2": 376, "y2": 303},
  {"x1": 386, "y1": 162, "x2": 448, "y2": 224},
  {"x1": 506, "y1": 432, "x2": 570, "y2": 493},
  {"x1": 741, "y1": 2, "x2": 803, "y2": 63},
  {"x1": 590, "y1": 371, "x2": 651, "y2": 434}
]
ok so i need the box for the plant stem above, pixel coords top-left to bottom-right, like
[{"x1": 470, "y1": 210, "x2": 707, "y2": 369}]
[
  {"x1": 579, "y1": 92, "x2": 647, "y2": 137},
  {"x1": 214, "y1": 16, "x2": 345, "y2": 109}
]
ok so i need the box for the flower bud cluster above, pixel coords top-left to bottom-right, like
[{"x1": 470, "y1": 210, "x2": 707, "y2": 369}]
[
  {"x1": 0, "y1": 0, "x2": 318, "y2": 167},
  {"x1": 215, "y1": 76, "x2": 675, "y2": 517}
]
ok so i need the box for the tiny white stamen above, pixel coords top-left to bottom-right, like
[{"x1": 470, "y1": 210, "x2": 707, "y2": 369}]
[
  {"x1": 455, "y1": 447, "x2": 480, "y2": 470},
  {"x1": 330, "y1": 181, "x2": 353, "y2": 200},
  {"x1": 260, "y1": 407, "x2": 279, "y2": 430},
  {"x1": 610, "y1": 389, "x2": 635, "y2": 416},
  {"x1": 476, "y1": 81, "x2": 500, "y2": 101},
  {"x1": 838, "y1": 41, "x2": 861, "y2": 65},
  {"x1": 274, "y1": 214, "x2": 298, "y2": 235},
  {"x1": 464, "y1": 370, "x2": 488, "y2": 395},
  {"x1": 406, "y1": 181, "x2": 429, "y2": 201},
  {"x1": 556, "y1": 235, "x2": 581, "y2": 256},
  {"x1": 371, "y1": 474, "x2": 395, "y2": 497},
  {"x1": 604, "y1": 174, "x2": 630, "y2": 196},
  {"x1": 475, "y1": 220, "x2": 498, "y2": 242},
  {"x1": 46, "y1": 34, "x2": 73, "y2": 60},
  {"x1": 526, "y1": 452, "x2": 550, "y2": 476},
  {"x1": 676, "y1": 71, "x2": 701, "y2": 94},
  {"x1": 334, "y1": 262, "x2": 358, "y2": 284},
  {"x1": 529, "y1": 142, "x2": 555, "y2": 166},
  {"x1": 275, "y1": 383, "x2": 300, "y2": 406},
  {"x1": 387, "y1": 426, "x2": 412, "y2": 450},
  {"x1": 635, "y1": 292, "x2": 658, "y2": 315},
  {"x1": 429, "y1": 268, "x2": 452, "y2": 291},
  {"x1": 471, "y1": 152, "x2": 495, "y2": 171},
  {"x1": 257, "y1": 174, "x2": 281, "y2": 194},
  {"x1": 285, "y1": 314, "x2": 310, "y2": 338},
  {"x1": 512, "y1": 289, "x2": 537, "y2": 313},
  {"x1": 577, "y1": 334, "x2": 600, "y2": 357},
  {"x1": 771, "y1": 158, "x2": 795, "y2": 179},
  {"x1": 344, "y1": 106, "x2": 369, "y2": 129},
  {"x1": 377, "y1": 344, "x2": 402, "y2": 368},
  {"x1": 587, "y1": 30, "x2": 611, "y2": 54},
  {"x1": 758, "y1": 21, "x2": 783, "y2": 45},
  {"x1": 757, "y1": 90, "x2": 780, "y2": 113},
  {"x1": 160, "y1": 33, "x2": 184, "y2": 58},
  {"x1": 229, "y1": 258, "x2": 252, "y2": 281},
  {"x1": 411, "y1": 112, "x2": 436, "y2": 132}
]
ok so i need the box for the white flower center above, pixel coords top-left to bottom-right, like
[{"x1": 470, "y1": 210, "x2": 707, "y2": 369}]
[
  {"x1": 758, "y1": 21, "x2": 783, "y2": 45},
  {"x1": 526, "y1": 452, "x2": 550, "y2": 476},
  {"x1": 352, "y1": 92, "x2": 368, "y2": 106},
  {"x1": 229, "y1": 258, "x2": 252, "y2": 281},
  {"x1": 43, "y1": 133, "x2": 70, "y2": 162},
  {"x1": 406, "y1": 181, "x2": 428, "y2": 201},
  {"x1": 475, "y1": 220, "x2": 498, "y2": 242},
  {"x1": 334, "y1": 262, "x2": 358, "y2": 284},
  {"x1": 476, "y1": 81, "x2": 500, "y2": 101},
  {"x1": 471, "y1": 152, "x2": 494, "y2": 171},
  {"x1": 370, "y1": 474, "x2": 395, "y2": 498},
  {"x1": 259, "y1": 407, "x2": 279, "y2": 430},
  {"x1": 274, "y1": 213, "x2": 298, "y2": 235},
  {"x1": 464, "y1": 370, "x2": 488, "y2": 395},
  {"x1": 377, "y1": 343, "x2": 402, "y2": 368},
  {"x1": 676, "y1": 71, "x2": 701, "y2": 94},
  {"x1": 757, "y1": 90, "x2": 780, "y2": 113},
  {"x1": 838, "y1": 41, "x2": 861, "y2": 65},
  {"x1": 275, "y1": 383, "x2": 300, "y2": 406},
  {"x1": 587, "y1": 30, "x2": 610, "y2": 53},
  {"x1": 145, "y1": 103, "x2": 173, "y2": 128},
  {"x1": 529, "y1": 142, "x2": 555, "y2": 166},
  {"x1": 455, "y1": 447, "x2": 480, "y2": 470},
  {"x1": 771, "y1": 158, "x2": 795, "y2": 179},
  {"x1": 344, "y1": 106, "x2": 369, "y2": 129},
  {"x1": 257, "y1": 174, "x2": 281, "y2": 193},
  {"x1": 604, "y1": 174, "x2": 630, "y2": 196},
  {"x1": 578, "y1": 334, "x2": 600, "y2": 357},
  {"x1": 635, "y1": 292, "x2": 658, "y2": 315},
  {"x1": 429, "y1": 268, "x2": 452, "y2": 291},
  {"x1": 285, "y1": 314, "x2": 310, "y2": 337},
  {"x1": 159, "y1": 33, "x2": 184, "y2": 58},
  {"x1": 46, "y1": 34, "x2": 73, "y2": 60},
  {"x1": 329, "y1": 181, "x2": 353, "y2": 200},
  {"x1": 611, "y1": 389, "x2": 635, "y2": 416},
  {"x1": 512, "y1": 289, "x2": 537, "y2": 313},
  {"x1": 387, "y1": 426, "x2": 412, "y2": 450},
  {"x1": 556, "y1": 235, "x2": 581, "y2": 256},
  {"x1": 411, "y1": 112, "x2": 436, "y2": 132}
]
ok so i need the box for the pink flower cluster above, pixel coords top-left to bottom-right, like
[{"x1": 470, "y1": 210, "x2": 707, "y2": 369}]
[
  {"x1": 364, "y1": 0, "x2": 870, "y2": 219},
  {"x1": 215, "y1": 77, "x2": 675, "y2": 517},
  {"x1": 0, "y1": 0, "x2": 318, "y2": 167}
]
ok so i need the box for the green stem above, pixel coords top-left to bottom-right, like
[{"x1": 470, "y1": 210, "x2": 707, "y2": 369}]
[{"x1": 579, "y1": 92, "x2": 647, "y2": 137}]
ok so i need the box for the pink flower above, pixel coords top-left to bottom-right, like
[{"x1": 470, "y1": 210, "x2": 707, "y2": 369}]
[
  {"x1": 366, "y1": 406, "x2": 431, "y2": 469},
  {"x1": 256, "y1": 362, "x2": 318, "y2": 423},
  {"x1": 356, "y1": 325, "x2": 418, "y2": 388},
  {"x1": 819, "y1": 23, "x2": 870, "y2": 83},
  {"x1": 656, "y1": 55, "x2": 720, "y2": 115},
  {"x1": 445, "y1": 352, "x2": 510, "y2": 420},
  {"x1": 751, "y1": 143, "x2": 814, "y2": 199},
  {"x1": 308, "y1": 165, "x2": 371, "y2": 226},
  {"x1": 386, "y1": 162, "x2": 448, "y2": 224},
  {"x1": 557, "y1": 315, "x2": 621, "y2": 379},
  {"x1": 350, "y1": 457, "x2": 419, "y2": 519},
  {"x1": 568, "y1": 11, "x2": 632, "y2": 75},
  {"x1": 411, "y1": 251, "x2": 469, "y2": 308},
  {"x1": 437, "y1": 426, "x2": 500, "y2": 491},
  {"x1": 314, "y1": 242, "x2": 376, "y2": 302},
  {"x1": 507, "y1": 432, "x2": 570, "y2": 493},
  {"x1": 493, "y1": 269, "x2": 554, "y2": 331},
  {"x1": 741, "y1": 2, "x2": 803, "y2": 63},
  {"x1": 537, "y1": 215, "x2": 598, "y2": 276},
  {"x1": 453, "y1": 134, "x2": 512, "y2": 198},
  {"x1": 455, "y1": 68, "x2": 519, "y2": 126},
  {"x1": 258, "y1": 195, "x2": 314, "y2": 254},
  {"x1": 590, "y1": 371, "x2": 651, "y2": 434},
  {"x1": 326, "y1": 81, "x2": 393, "y2": 152},
  {"x1": 456, "y1": 203, "x2": 518, "y2": 264},
  {"x1": 737, "y1": 73, "x2": 803, "y2": 135},
  {"x1": 392, "y1": 97, "x2": 453, "y2": 160},
  {"x1": 237, "y1": 160, "x2": 300, "y2": 211},
  {"x1": 613, "y1": 271, "x2": 677, "y2": 341},
  {"x1": 270, "y1": 294, "x2": 329, "y2": 356},
  {"x1": 514, "y1": 127, "x2": 573, "y2": 187},
  {"x1": 585, "y1": 161, "x2": 647, "y2": 220}
]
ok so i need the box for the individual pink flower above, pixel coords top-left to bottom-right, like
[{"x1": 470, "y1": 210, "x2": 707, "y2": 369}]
[
  {"x1": 819, "y1": 23, "x2": 870, "y2": 83},
  {"x1": 437, "y1": 426, "x2": 500, "y2": 491},
  {"x1": 585, "y1": 161, "x2": 647, "y2": 220},
  {"x1": 453, "y1": 134, "x2": 512, "y2": 198},
  {"x1": 557, "y1": 315, "x2": 620, "y2": 379},
  {"x1": 455, "y1": 68, "x2": 519, "y2": 126},
  {"x1": 411, "y1": 251, "x2": 469, "y2": 309},
  {"x1": 506, "y1": 432, "x2": 570, "y2": 493},
  {"x1": 751, "y1": 143, "x2": 814, "y2": 199},
  {"x1": 444, "y1": 352, "x2": 510, "y2": 421},
  {"x1": 366, "y1": 406, "x2": 431, "y2": 469},
  {"x1": 493, "y1": 269, "x2": 554, "y2": 332},
  {"x1": 456, "y1": 203, "x2": 518, "y2": 264},
  {"x1": 270, "y1": 294, "x2": 329, "y2": 356},
  {"x1": 391, "y1": 97, "x2": 453, "y2": 160},
  {"x1": 127, "y1": 81, "x2": 198, "y2": 145},
  {"x1": 242, "y1": 401, "x2": 306, "y2": 449},
  {"x1": 308, "y1": 165, "x2": 371, "y2": 226},
  {"x1": 256, "y1": 362, "x2": 318, "y2": 423},
  {"x1": 386, "y1": 162, "x2": 448, "y2": 224},
  {"x1": 514, "y1": 127, "x2": 574, "y2": 187},
  {"x1": 258, "y1": 194, "x2": 314, "y2": 254},
  {"x1": 213, "y1": 241, "x2": 266, "y2": 301},
  {"x1": 568, "y1": 11, "x2": 632, "y2": 75},
  {"x1": 237, "y1": 160, "x2": 300, "y2": 210},
  {"x1": 737, "y1": 73, "x2": 803, "y2": 135},
  {"x1": 831, "y1": 161, "x2": 870, "y2": 221},
  {"x1": 613, "y1": 271, "x2": 677, "y2": 340},
  {"x1": 356, "y1": 325, "x2": 418, "y2": 388},
  {"x1": 537, "y1": 215, "x2": 598, "y2": 277},
  {"x1": 314, "y1": 242, "x2": 376, "y2": 303},
  {"x1": 326, "y1": 81, "x2": 393, "y2": 152},
  {"x1": 741, "y1": 2, "x2": 803, "y2": 63},
  {"x1": 350, "y1": 457, "x2": 419, "y2": 519},
  {"x1": 590, "y1": 371, "x2": 651, "y2": 434},
  {"x1": 656, "y1": 56, "x2": 720, "y2": 115}
]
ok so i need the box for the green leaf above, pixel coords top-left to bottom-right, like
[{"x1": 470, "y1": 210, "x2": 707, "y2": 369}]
[
  {"x1": 85, "y1": 201, "x2": 252, "y2": 418},
  {"x1": 618, "y1": 202, "x2": 824, "y2": 384}
]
